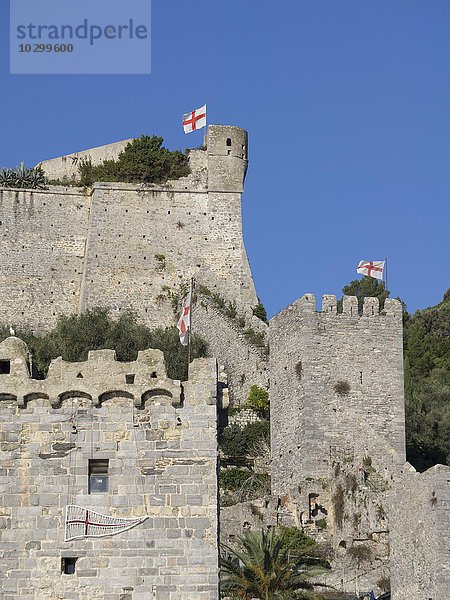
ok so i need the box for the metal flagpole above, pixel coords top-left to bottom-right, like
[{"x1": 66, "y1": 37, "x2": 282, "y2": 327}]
[
  {"x1": 384, "y1": 257, "x2": 388, "y2": 297},
  {"x1": 187, "y1": 277, "x2": 194, "y2": 377}
]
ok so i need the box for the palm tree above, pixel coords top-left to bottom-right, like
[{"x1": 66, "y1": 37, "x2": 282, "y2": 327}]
[{"x1": 220, "y1": 528, "x2": 328, "y2": 600}]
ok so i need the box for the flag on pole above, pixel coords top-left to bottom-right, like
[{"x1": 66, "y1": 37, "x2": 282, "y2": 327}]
[
  {"x1": 182, "y1": 104, "x2": 207, "y2": 133},
  {"x1": 177, "y1": 290, "x2": 192, "y2": 346},
  {"x1": 357, "y1": 260, "x2": 385, "y2": 280}
]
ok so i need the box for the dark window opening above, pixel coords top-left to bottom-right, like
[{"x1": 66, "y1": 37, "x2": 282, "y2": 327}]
[
  {"x1": 0, "y1": 360, "x2": 11, "y2": 375},
  {"x1": 126, "y1": 374, "x2": 135, "y2": 384},
  {"x1": 76, "y1": 373, "x2": 83, "y2": 379},
  {"x1": 151, "y1": 371, "x2": 157, "y2": 379},
  {"x1": 88, "y1": 459, "x2": 109, "y2": 494},
  {"x1": 226, "y1": 138, "x2": 232, "y2": 146},
  {"x1": 61, "y1": 557, "x2": 78, "y2": 575}
]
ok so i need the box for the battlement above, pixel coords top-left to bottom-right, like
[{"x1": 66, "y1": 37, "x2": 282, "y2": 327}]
[
  {"x1": 0, "y1": 336, "x2": 220, "y2": 409},
  {"x1": 276, "y1": 293, "x2": 403, "y2": 318}
]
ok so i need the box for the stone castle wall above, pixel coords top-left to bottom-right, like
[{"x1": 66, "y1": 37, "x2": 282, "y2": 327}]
[
  {"x1": 37, "y1": 139, "x2": 133, "y2": 182},
  {"x1": 388, "y1": 463, "x2": 450, "y2": 600},
  {"x1": 0, "y1": 125, "x2": 257, "y2": 333},
  {"x1": 270, "y1": 294, "x2": 406, "y2": 492},
  {"x1": 193, "y1": 296, "x2": 268, "y2": 403},
  {"x1": 0, "y1": 336, "x2": 221, "y2": 600}
]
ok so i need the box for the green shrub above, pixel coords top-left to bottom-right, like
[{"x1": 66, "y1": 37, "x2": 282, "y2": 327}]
[
  {"x1": 0, "y1": 310, "x2": 206, "y2": 381},
  {"x1": 219, "y1": 467, "x2": 252, "y2": 491},
  {"x1": 211, "y1": 292, "x2": 226, "y2": 310},
  {"x1": 252, "y1": 301, "x2": 268, "y2": 323},
  {"x1": 315, "y1": 518, "x2": 327, "y2": 530},
  {"x1": 278, "y1": 526, "x2": 330, "y2": 567},
  {"x1": 219, "y1": 420, "x2": 270, "y2": 457},
  {"x1": 246, "y1": 384, "x2": 269, "y2": 417},
  {"x1": 244, "y1": 327, "x2": 266, "y2": 349},
  {"x1": 78, "y1": 136, "x2": 190, "y2": 186}
]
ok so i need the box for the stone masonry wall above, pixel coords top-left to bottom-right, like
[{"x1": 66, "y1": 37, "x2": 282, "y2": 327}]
[
  {"x1": 0, "y1": 336, "x2": 221, "y2": 600},
  {"x1": 193, "y1": 296, "x2": 268, "y2": 404},
  {"x1": 388, "y1": 463, "x2": 450, "y2": 600},
  {"x1": 38, "y1": 139, "x2": 133, "y2": 182},
  {"x1": 0, "y1": 126, "x2": 257, "y2": 337},
  {"x1": 270, "y1": 294, "x2": 406, "y2": 493},
  {"x1": 0, "y1": 186, "x2": 90, "y2": 332}
]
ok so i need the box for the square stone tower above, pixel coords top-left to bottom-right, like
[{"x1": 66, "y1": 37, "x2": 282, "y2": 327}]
[
  {"x1": 270, "y1": 294, "x2": 406, "y2": 493},
  {"x1": 0, "y1": 336, "x2": 222, "y2": 600}
]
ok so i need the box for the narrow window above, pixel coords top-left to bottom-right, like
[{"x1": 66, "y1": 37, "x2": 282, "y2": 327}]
[
  {"x1": 226, "y1": 138, "x2": 232, "y2": 146},
  {"x1": 88, "y1": 459, "x2": 109, "y2": 494},
  {"x1": 0, "y1": 360, "x2": 10, "y2": 375},
  {"x1": 61, "y1": 557, "x2": 78, "y2": 575}
]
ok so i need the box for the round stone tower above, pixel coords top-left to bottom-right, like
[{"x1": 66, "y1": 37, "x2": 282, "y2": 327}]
[{"x1": 206, "y1": 125, "x2": 248, "y2": 192}]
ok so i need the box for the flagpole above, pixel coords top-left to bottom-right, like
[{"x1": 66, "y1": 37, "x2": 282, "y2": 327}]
[
  {"x1": 187, "y1": 277, "x2": 194, "y2": 377},
  {"x1": 384, "y1": 257, "x2": 388, "y2": 297}
]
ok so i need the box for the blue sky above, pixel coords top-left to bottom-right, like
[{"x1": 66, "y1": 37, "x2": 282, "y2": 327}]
[{"x1": 1, "y1": 1, "x2": 449, "y2": 316}]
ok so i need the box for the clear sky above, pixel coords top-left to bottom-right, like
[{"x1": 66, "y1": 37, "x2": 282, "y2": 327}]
[{"x1": 1, "y1": 1, "x2": 449, "y2": 316}]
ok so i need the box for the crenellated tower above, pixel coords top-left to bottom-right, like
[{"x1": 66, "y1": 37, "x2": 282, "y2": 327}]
[{"x1": 270, "y1": 293, "x2": 406, "y2": 493}]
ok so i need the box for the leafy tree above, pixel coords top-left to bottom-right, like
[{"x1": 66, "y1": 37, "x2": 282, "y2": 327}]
[
  {"x1": 0, "y1": 309, "x2": 206, "y2": 381},
  {"x1": 404, "y1": 290, "x2": 450, "y2": 469},
  {"x1": 340, "y1": 276, "x2": 389, "y2": 313},
  {"x1": 78, "y1": 135, "x2": 190, "y2": 185},
  {"x1": 220, "y1": 528, "x2": 327, "y2": 599}
]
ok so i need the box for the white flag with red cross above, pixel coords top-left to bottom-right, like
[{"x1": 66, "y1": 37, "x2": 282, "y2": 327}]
[
  {"x1": 177, "y1": 291, "x2": 192, "y2": 346},
  {"x1": 182, "y1": 104, "x2": 207, "y2": 134},
  {"x1": 356, "y1": 260, "x2": 385, "y2": 280}
]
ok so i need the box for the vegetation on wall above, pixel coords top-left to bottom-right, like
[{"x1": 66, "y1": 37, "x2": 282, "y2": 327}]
[
  {"x1": 77, "y1": 135, "x2": 190, "y2": 186},
  {"x1": 219, "y1": 467, "x2": 270, "y2": 505},
  {"x1": 196, "y1": 284, "x2": 269, "y2": 353},
  {"x1": 246, "y1": 384, "x2": 270, "y2": 418},
  {"x1": 252, "y1": 301, "x2": 268, "y2": 323},
  {"x1": 0, "y1": 164, "x2": 47, "y2": 190},
  {"x1": 0, "y1": 309, "x2": 207, "y2": 381},
  {"x1": 219, "y1": 420, "x2": 270, "y2": 458}
]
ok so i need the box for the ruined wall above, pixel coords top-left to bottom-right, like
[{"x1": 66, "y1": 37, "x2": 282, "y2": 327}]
[
  {"x1": 0, "y1": 337, "x2": 221, "y2": 600},
  {"x1": 270, "y1": 294, "x2": 406, "y2": 492},
  {"x1": 0, "y1": 126, "x2": 257, "y2": 334},
  {"x1": 389, "y1": 463, "x2": 450, "y2": 600}
]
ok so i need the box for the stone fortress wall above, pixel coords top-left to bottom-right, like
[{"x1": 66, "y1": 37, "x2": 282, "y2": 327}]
[
  {"x1": 0, "y1": 336, "x2": 222, "y2": 600},
  {"x1": 270, "y1": 293, "x2": 406, "y2": 492},
  {"x1": 1, "y1": 125, "x2": 448, "y2": 600},
  {"x1": 388, "y1": 463, "x2": 450, "y2": 600},
  {"x1": 0, "y1": 125, "x2": 264, "y2": 403},
  {"x1": 38, "y1": 139, "x2": 133, "y2": 182}
]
